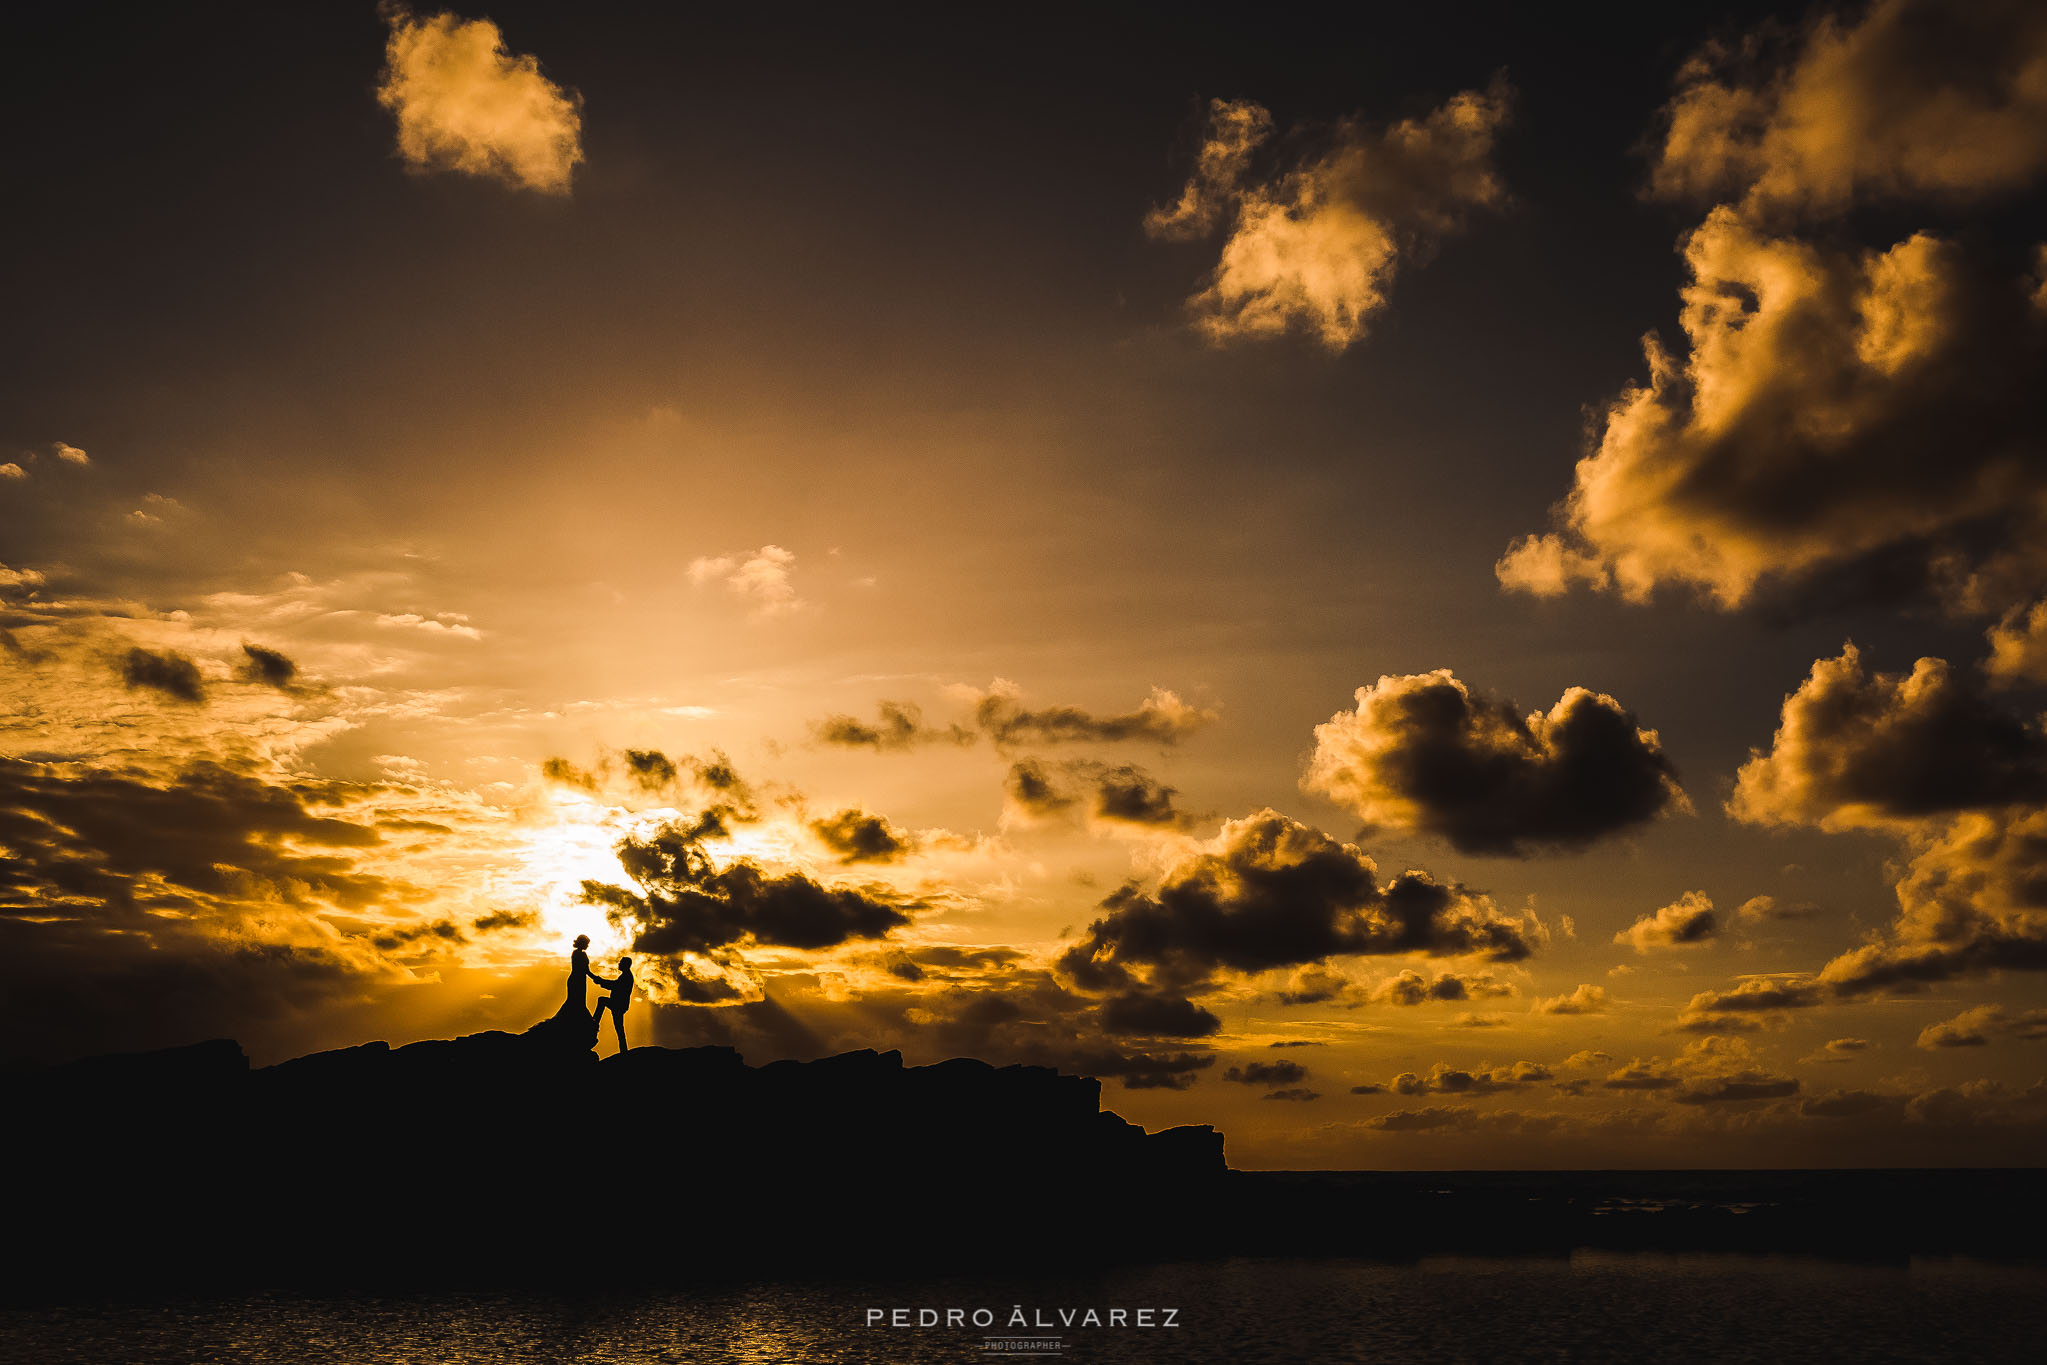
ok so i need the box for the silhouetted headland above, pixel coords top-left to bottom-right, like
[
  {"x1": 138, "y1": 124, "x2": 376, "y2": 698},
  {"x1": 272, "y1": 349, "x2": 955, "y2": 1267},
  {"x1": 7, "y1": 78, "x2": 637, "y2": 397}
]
[{"x1": 7, "y1": 1017, "x2": 2042, "y2": 1295}]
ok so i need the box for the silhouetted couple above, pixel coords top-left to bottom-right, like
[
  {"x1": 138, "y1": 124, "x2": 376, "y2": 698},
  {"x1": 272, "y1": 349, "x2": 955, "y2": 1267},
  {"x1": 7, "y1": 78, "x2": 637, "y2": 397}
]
[{"x1": 563, "y1": 933, "x2": 634, "y2": 1054}]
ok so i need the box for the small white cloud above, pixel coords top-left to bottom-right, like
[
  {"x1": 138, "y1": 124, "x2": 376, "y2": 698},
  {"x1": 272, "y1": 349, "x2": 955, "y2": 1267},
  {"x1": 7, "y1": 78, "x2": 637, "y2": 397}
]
[
  {"x1": 688, "y1": 544, "x2": 804, "y2": 617},
  {"x1": 125, "y1": 493, "x2": 185, "y2": 527},
  {"x1": 376, "y1": 611, "x2": 484, "y2": 640},
  {"x1": 54, "y1": 442, "x2": 90, "y2": 465},
  {"x1": 0, "y1": 463, "x2": 24, "y2": 481}
]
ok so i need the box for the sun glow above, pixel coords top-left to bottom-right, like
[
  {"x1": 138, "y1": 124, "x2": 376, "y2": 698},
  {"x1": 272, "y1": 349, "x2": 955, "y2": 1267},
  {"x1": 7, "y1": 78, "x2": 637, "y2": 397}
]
[{"x1": 514, "y1": 791, "x2": 642, "y2": 956}]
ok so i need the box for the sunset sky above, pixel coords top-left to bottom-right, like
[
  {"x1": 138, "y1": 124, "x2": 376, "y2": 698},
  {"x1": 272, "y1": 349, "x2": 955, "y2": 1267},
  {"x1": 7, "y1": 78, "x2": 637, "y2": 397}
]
[{"x1": 6, "y1": 0, "x2": 2047, "y2": 1168}]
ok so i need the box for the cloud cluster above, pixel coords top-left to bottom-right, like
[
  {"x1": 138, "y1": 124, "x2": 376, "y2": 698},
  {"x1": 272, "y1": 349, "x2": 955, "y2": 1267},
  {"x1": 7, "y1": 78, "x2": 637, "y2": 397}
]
[
  {"x1": 820, "y1": 685, "x2": 1215, "y2": 752},
  {"x1": 1223, "y1": 1059, "x2": 1309, "y2": 1087},
  {"x1": 1369, "y1": 968, "x2": 1514, "y2": 1007},
  {"x1": 814, "y1": 701, "x2": 944, "y2": 751},
  {"x1": 1614, "y1": 891, "x2": 1719, "y2": 952},
  {"x1": 975, "y1": 684, "x2": 1216, "y2": 748},
  {"x1": 646, "y1": 954, "x2": 1223, "y2": 1092},
  {"x1": 1500, "y1": 1, "x2": 2047, "y2": 614},
  {"x1": 1002, "y1": 759, "x2": 1201, "y2": 831},
  {"x1": 1599, "y1": 1037, "x2": 1798, "y2": 1104},
  {"x1": 1057, "y1": 808, "x2": 1544, "y2": 1000},
  {"x1": 1147, "y1": 80, "x2": 1512, "y2": 349},
  {"x1": 1731, "y1": 647, "x2": 2047, "y2": 993},
  {"x1": 1304, "y1": 671, "x2": 1683, "y2": 855},
  {"x1": 584, "y1": 811, "x2": 913, "y2": 958},
  {"x1": 1916, "y1": 1003, "x2": 2047, "y2": 1049},
  {"x1": 1388, "y1": 1060, "x2": 1551, "y2": 1096},
  {"x1": 1653, "y1": 0, "x2": 2047, "y2": 218},
  {"x1": 1675, "y1": 974, "x2": 1823, "y2": 1033},
  {"x1": 0, "y1": 757, "x2": 460, "y2": 1058},
  {"x1": 1095, "y1": 990, "x2": 1220, "y2": 1038},
  {"x1": 1731, "y1": 646, "x2": 2047, "y2": 830},
  {"x1": 377, "y1": 6, "x2": 584, "y2": 194},
  {"x1": 1532, "y1": 984, "x2": 1607, "y2": 1015}
]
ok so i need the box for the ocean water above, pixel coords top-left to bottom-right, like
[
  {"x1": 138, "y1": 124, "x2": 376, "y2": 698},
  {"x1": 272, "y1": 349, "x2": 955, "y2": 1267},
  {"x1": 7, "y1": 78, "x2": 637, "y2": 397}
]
[{"x1": 11, "y1": 1253, "x2": 2046, "y2": 1365}]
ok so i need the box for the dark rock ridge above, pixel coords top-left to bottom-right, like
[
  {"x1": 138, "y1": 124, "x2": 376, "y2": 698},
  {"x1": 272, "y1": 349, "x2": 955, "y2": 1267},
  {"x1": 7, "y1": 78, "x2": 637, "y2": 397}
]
[{"x1": 6, "y1": 1022, "x2": 1225, "y2": 1289}]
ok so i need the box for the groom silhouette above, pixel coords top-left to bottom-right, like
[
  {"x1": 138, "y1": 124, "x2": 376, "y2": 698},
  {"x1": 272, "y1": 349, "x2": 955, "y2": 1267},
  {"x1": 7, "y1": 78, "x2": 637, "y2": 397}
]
[{"x1": 589, "y1": 956, "x2": 634, "y2": 1054}]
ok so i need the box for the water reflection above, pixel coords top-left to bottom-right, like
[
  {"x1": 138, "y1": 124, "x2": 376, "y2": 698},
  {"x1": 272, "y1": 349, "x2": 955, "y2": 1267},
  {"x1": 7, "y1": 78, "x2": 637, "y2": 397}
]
[{"x1": 8, "y1": 1253, "x2": 2045, "y2": 1365}]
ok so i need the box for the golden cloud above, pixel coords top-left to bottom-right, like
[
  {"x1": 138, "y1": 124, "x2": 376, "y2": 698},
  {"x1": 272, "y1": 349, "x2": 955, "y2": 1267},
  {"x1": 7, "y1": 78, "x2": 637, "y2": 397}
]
[
  {"x1": 1653, "y1": 0, "x2": 2047, "y2": 219},
  {"x1": 377, "y1": 6, "x2": 584, "y2": 195},
  {"x1": 1148, "y1": 79, "x2": 1511, "y2": 349},
  {"x1": 1502, "y1": 1, "x2": 2047, "y2": 614}
]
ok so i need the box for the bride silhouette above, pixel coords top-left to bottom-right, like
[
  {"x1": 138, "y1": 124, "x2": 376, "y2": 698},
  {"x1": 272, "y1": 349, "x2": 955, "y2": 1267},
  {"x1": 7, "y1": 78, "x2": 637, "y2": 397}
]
[
  {"x1": 559, "y1": 934, "x2": 593, "y2": 1017},
  {"x1": 522, "y1": 934, "x2": 600, "y2": 1050}
]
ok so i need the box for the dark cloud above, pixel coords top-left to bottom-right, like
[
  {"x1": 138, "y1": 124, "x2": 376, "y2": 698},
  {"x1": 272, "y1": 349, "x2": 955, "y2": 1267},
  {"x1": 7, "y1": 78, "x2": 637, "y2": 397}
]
[
  {"x1": 540, "y1": 757, "x2": 598, "y2": 790},
  {"x1": 977, "y1": 687, "x2": 1215, "y2": 748},
  {"x1": 0, "y1": 626, "x2": 47, "y2": 663},
  {"x1": 890, "y1": 945, "x2": 1027, "y2": 979},
  {"x1": 1372, "y1": 968, "x2": 1515, "y2": 1006},
  {"x1": 371, "y1": 918, "x2": 465, "y2": 952},
  {"x1": 1063, "y1": 1048, "x2": 1216, "y2": 1091},
  {"x1": 0, "y1": 757, "x2": 387, "y2": 923},
  {"x1": 810, "y1": 808, "x2": 911, "y2": 864},
  {"x1": 0, "y1": 758, "x2": 416, "y2": 1061},
  {"x1": 237, "y1": 643, "x2": 297, "y2": 689},
  {"x1": 623, "y1": 748, "x2": 678, "y2": 790},
  {"x1": 472, "y1": 908, "x2": 538, "y2": 933},
  {"x1": 0, "y1": 922, "x2": 370, "y2": 1064},
  {"x1": 1223, "y1": 1059, "x2": 1309, "y2": 1086},
  {"x1": 1092, "y1": 765, "x2": 1187, "y2": 826},
  {"x1": 1269, "y1": 1039, "x2": 1323, "y2": 1048},
  {"x1": 1058, "y1": 809, "x2": 1542, "y2": 998},
  {"x1": 880, "y1": 951, "x2": 924, "y2": 982},
  {"x1": 1732, "y1": 647, "x2": 2047, "y2": 828},
  {"x1": 1005, "y1": 760, "x2": 1076, "y2": 819},
  {"x1": 540, "y1": 748, "x2": 758, "y2": 812},
  {"x1": 814, "y1": 701, "x2": 954, "y2": 750},
  {"x1": 819, "y1": 688, "x2": 1213, "y2": 753},
  {"x1": 1348, "y1": 1083, "x2": 1385, "y2": 1095},
  {"x1": 120, "y1": 647, "x2": 204, "y2": 704},
  {"x1": 1005, "y1": 759, "x2": 1199, "y2": 830},
  {"x1": 586, "y1": 814, "x2": 913, "y2": 956},
  {"x1": 1732, "y1": 650, "x2": 2047, "y2": 995},
  {"x1": 666, "y1": 970, "x2": 746, "y2": 1004},
  {"x1": 1305, "y1": 671, "x2": 1683, "y2": 855},
  {"x1": 1096, "y1": 991, "x2": 1221, "y2": 1038},
  {"x1": 1262, "y1": 1087, "x2": 1321, "y2": 1102}
]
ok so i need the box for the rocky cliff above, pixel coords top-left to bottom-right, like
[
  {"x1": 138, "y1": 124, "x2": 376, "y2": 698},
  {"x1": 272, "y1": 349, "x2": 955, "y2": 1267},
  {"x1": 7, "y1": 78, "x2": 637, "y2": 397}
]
[{"x1": 6, "y1": 1023, "x2": 1226, "y2": 1288}]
